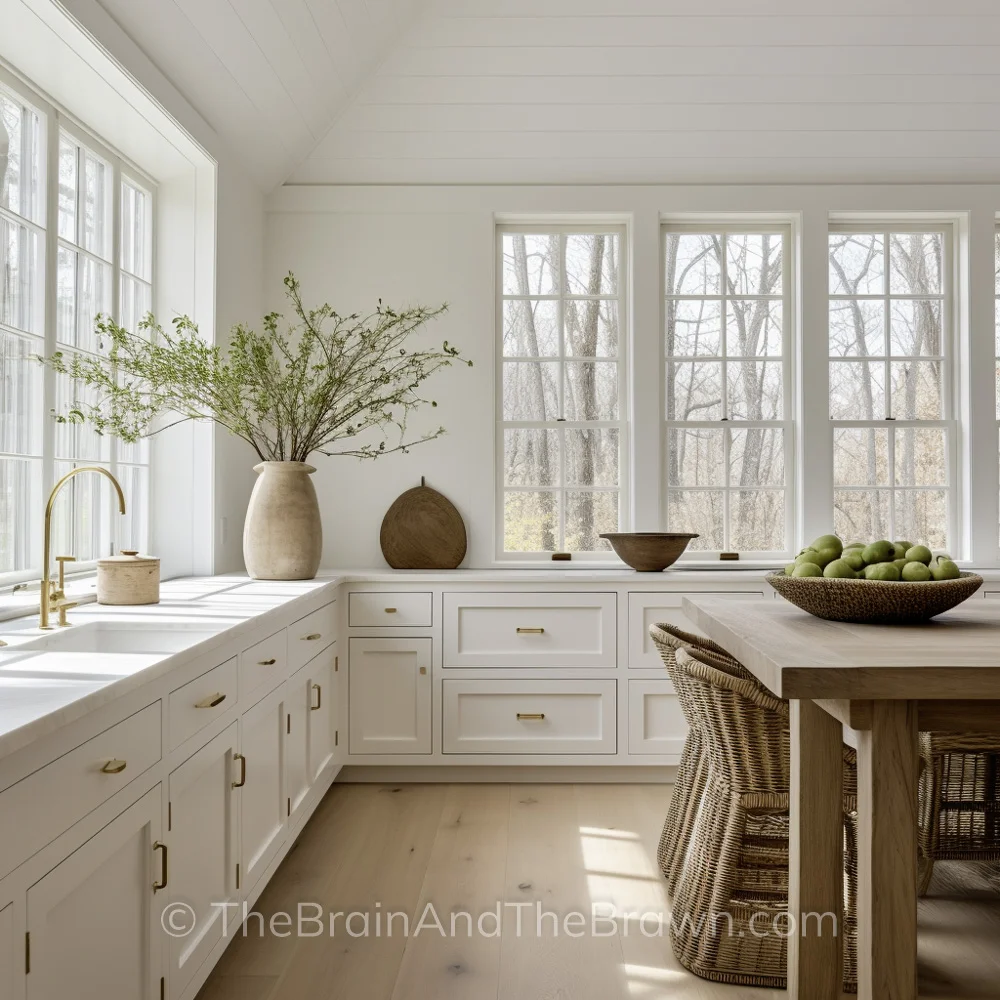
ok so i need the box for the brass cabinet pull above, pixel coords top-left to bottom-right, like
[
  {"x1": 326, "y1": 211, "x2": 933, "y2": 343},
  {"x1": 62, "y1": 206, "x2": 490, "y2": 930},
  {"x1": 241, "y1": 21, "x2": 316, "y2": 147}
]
[
  {"x1": 100, "y1": 759, "x2": 127, "y2": 774},
  {"x1": 419, "y1": 666, "x2": 427, "y2": 675},
  {"x1": 516, "y1": 713, "x2": 546, "y2": 721},
  {"x1": 302, "y1": 633, "x2": 322, "y2": 641},
  {"x1": 384, "y1": 607, "x2": 397, "y2": 614},
  {"x1": 195, "y1": 692, "x2": 227, "y2": 709},
  {"x1": 258, "y1": 658, "x2": 277, "y2": 666},
  {"x1": 152, "y1": 841, "x2": 168, "y2": 892},
  {"x1": 516, "y1": 627, "x2": 545, "y2": 635},
  {"x1": 311, "y1": 684, "x2": 322, "y2": 711},
  {"x1": 232, "y1": 752, "x2": 247, "y2": 788}
]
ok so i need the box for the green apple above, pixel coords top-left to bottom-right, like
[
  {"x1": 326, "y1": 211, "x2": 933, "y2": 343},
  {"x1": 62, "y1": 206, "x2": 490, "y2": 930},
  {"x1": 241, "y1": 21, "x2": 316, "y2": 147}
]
[
  {"x1": 902, "y1": 561, "x2": 932, "y2": 582},
  {"x1": 795, "y1": 552, "x2": 822, "y2": 568},
  {"x1": 862, "y1": 540, "x2": 895, "y2": 564},
  {"x1": 792, "y1": 562, "x2": 824, "y2": 577},
  {"x1": 905, "y1": 545, "x2": 933, "y2": 565},
  {"x1": 824, "y1": 558, "x2": 857, "y2": 579},
  {"x1": 893, "y1": 558, "x2": 909, "y2": 570},
  {"x1": 842, "y1": 550, "x2": 865, "y2": 571},
  {"x1": 811, "y1": 534, "x2": 843, "y2": 557},
  {"x1": 931, "y1": 559, "x2": 961, "y2": 581},
  {"x1": 892, "y1": 541, "x2": 912, "y2": 559},
  {"x1": 865, "y1": 562, "x2": 901, "y2": 581},
  {"x1": 813, "y1": 547, "x2": 841, "y2": 568}
]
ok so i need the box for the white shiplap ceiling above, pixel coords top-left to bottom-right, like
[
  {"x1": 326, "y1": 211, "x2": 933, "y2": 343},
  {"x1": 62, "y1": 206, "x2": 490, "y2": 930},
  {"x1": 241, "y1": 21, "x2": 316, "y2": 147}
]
[
  {"x1": 94, "y1": 0, "x2": 1000, "y2": 188},
  {"x1": 93, "y1": 0, "x2": 425, "y2": 190},
  {"x1": 291, "y1": 0, "x2": 1000, "y2": 185}
]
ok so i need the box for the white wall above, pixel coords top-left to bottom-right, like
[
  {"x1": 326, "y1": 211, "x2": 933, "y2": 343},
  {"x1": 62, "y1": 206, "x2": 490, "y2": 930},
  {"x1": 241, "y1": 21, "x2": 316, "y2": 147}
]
[{"x1": 266, "y1": 183, "x2": 1000, "y2": 569}]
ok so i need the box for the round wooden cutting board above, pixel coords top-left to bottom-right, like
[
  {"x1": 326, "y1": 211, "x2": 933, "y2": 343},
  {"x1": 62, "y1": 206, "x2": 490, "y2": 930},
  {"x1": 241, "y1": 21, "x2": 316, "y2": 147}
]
[{"x1": 380, "y1": 479, "x2": 467, "y2": 569}]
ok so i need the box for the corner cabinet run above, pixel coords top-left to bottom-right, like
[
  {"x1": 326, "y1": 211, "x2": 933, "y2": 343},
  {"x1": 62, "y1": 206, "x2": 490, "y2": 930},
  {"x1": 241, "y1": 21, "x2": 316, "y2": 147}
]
[
  {"x1": 344, "y1": 581, "x2": 768, "y2": 766},
  {"x1": 0, "y1": 592, "x2": 342, "y2": 1000}
]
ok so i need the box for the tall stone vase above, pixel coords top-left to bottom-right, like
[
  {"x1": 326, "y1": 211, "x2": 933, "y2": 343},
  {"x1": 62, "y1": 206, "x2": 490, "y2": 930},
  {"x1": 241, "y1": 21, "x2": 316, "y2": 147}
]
[{"x1": 243, "y1": 462, "x2": 322, "y2": 580}]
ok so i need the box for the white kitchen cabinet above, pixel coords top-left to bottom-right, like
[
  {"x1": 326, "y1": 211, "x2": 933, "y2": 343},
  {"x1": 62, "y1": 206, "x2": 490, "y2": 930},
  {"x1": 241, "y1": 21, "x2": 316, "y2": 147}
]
[
  {"x1": 349, "y1": 638, "x2": 431, "y2": 755},
  {"x1": 25, "y1": 785, "x2": 163, "y2": 1000},
  {"x1": 0, "y1": 900, "x2": 18, "y2": 1000},
  {"x1": 628, "y1": 680, "x2": 687, "y2": 756},
  {"x1": 166, "y1": 724, "x2": 239, "y2": 1000},
  {"x1": 308, "y1": 646, "x2": 336, "y2": 781},
  {"x1": 284, "y1": 669, "x2": 311, "y2": 822},
  {"x1": 239, "y1": 685, "x2": 286, "y2": 893}
]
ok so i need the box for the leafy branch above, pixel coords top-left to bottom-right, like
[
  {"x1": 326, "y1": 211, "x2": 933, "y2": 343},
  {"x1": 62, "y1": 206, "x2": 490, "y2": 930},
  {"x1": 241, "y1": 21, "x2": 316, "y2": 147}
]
[{"x1": 37, "y1": 272, "x2": 471, "y2": 463}]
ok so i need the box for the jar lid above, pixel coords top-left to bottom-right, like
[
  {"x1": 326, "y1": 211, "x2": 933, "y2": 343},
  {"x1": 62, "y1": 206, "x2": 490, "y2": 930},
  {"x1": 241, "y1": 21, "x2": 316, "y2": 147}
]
[{"x1": 98, "y1": 552, "x2": 160, "y2": 566}]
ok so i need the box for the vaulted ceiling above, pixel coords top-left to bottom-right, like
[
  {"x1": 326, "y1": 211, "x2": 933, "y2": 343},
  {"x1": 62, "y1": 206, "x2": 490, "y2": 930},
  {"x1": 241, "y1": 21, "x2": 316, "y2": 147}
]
[{"x1": 95, "y1": 0, "x2": 1000, "y2": 190}]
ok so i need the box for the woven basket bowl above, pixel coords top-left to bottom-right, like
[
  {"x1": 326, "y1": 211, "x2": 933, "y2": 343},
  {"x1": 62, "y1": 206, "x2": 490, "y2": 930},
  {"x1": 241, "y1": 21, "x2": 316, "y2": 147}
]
[{"x1": 766, "y1": 571, "x2": 983, "y2": 625}]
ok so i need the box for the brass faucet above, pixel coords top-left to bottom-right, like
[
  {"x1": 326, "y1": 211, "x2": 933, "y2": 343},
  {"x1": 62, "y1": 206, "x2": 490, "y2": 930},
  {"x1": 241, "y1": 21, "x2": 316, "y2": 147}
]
[{"x1": 40, "y1": 466, "x2": 127, "y2": 629}]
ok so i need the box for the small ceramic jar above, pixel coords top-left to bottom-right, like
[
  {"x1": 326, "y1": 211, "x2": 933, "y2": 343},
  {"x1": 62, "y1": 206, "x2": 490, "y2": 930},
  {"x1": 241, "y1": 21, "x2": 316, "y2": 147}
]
[{"x1": 96, "y1": 551, "x2": 160, "y2": 605}]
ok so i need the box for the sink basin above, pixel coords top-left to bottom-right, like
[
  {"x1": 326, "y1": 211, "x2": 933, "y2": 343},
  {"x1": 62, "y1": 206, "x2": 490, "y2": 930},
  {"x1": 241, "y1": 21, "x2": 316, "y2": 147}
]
[{"x1": 14, "y1": 621, "x2": 226, "y2": 655}]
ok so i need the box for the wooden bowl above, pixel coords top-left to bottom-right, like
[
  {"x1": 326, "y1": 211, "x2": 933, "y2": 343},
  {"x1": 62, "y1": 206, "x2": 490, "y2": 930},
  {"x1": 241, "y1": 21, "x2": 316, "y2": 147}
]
[
  {"x1": 766, "y1": 571, "x2": 984, "y2": 624},
  {"x1": 600, "y1": 532, "x2": 699, "y2": 572}
]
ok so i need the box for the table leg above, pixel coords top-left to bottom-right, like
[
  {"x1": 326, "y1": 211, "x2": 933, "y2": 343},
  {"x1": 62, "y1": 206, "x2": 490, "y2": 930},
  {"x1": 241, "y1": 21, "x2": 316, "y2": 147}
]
[
  {"x1": 856, "y1": 699, "x2": 919, "y2": 1000},
  {"x1": 789, "y1": 699, "x2": 845, "y2": 1000}
]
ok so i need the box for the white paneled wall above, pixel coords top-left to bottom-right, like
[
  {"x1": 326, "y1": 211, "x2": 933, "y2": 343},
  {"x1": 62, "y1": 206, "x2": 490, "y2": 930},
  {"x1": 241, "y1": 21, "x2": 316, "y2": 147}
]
[
  {"x1": 293, "y1": 0, "x2": 1000, "y2": 185},
  {"x1": 265, "y1": 183, "x2": 1000, "y2": 569}
]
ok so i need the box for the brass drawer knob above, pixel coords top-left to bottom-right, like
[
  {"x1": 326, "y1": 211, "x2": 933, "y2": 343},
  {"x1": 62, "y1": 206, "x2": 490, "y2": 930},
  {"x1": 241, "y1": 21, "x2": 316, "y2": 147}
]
[
  {"x1": 516, "y1": 627, "x2": 545, "y2": 635},
  {"x1": 419, "y1": 666, "x2": 427, "y2": 675},
  {"x1": 258, "y1": 658, "x2": 277, "y2": 666},
  {"x1": 302, "y1": 633, "x2": 322, "y2": 641},
  {"x1": 100, "y1": 759, "x2": 127, "y2": 774},
  {"x1": 516, "y1": 713, "x2": 546, "y2": 721},
  {"x1": 195, "y1": 692, "x2": 227, "y2": 709}
]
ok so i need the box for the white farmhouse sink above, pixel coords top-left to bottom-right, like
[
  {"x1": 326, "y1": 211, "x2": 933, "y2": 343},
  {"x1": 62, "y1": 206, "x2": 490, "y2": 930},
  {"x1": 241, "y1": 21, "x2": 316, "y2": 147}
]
[{"x1": 14, "y1": 621, "x2": 225, "y2": 655}]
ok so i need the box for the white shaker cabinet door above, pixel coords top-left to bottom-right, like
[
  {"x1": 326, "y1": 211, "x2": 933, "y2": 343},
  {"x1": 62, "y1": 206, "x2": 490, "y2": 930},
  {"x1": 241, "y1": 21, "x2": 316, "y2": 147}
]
[
  {"x1": 0, "y1": 900, "x2": 19, "y2": 1000},
  {"x1": 166, "y1": 724, "x2": 239, "y2": 1000},
  {"x1": 349, "y1": 638, "x2": 432, "y2": 755},
  {"x1": 26, "y1": 785, "x2": 164, "y2": 1000},
  {"x1": 308, "y1": 647, "x2": 336, "y2": 781},
  {"x1": 239, "y1": 685, "x2": 287, "y2": 893},
  {"x1": 284, "y1": 668, "x2": 311, "y2": 823}
]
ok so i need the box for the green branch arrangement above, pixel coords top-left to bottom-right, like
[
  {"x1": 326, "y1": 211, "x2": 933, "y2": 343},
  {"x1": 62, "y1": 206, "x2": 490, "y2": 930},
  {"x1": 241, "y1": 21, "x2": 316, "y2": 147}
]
[{"x1": 38, "y1": 273, "x2": 471, "y2": 464}]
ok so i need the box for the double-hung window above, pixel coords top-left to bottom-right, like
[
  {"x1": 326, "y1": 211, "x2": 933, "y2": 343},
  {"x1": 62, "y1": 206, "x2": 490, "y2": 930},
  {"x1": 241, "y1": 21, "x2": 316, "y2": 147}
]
[
  {"x1": 497, "y1": 225, "x2": 627, "y2": 556},
  {"x1": 829, "y1": 226, "x2": 953, "y2": 549},
  {"x1": 0, "y1": 74, "x2": 153, "y2": 585},
  {"x1": 663, "y1": 226, "x2": 791, "y2": 556}
]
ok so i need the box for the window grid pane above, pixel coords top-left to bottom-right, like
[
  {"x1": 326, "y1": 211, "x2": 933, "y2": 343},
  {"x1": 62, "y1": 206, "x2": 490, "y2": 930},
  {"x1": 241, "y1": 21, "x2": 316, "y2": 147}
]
[
  {"x1": 831, "y1": 228, "x2": 951, "y2": 551},
  {"x1": 664, "y1": 229, "x2": 789, "y2": 554},
  {"x1": 500, "y1": 229, "x2": 624, "y2": 553}
]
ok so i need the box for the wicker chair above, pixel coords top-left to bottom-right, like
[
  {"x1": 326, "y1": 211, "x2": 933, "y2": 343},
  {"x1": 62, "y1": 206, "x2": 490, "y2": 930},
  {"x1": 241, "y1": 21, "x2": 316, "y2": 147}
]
[
  {"x1": 649, "y1": 624, "x2": 752, "y2": 898},
  {"x1": 654, "y1": 639, "x2": 858, "y2": 992},
  {"x1": 918, "y1": 733, "x2": 1000, "y2": 895}
]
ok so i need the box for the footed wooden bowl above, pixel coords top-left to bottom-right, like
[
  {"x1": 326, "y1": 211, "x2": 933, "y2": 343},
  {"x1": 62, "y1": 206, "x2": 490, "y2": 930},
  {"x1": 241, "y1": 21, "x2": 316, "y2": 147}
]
[
  {"x1": 766, "y1": 571, "x2": 983, "y2": 624},
  {"x1": 600, "y1": 532, "x2": 698, "y2": 572}
]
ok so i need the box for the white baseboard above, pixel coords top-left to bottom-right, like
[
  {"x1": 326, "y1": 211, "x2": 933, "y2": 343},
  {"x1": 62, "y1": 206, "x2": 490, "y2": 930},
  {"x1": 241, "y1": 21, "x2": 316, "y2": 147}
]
[{"x1": 336, "y1": 764, "x2": 677, "y2": 784}]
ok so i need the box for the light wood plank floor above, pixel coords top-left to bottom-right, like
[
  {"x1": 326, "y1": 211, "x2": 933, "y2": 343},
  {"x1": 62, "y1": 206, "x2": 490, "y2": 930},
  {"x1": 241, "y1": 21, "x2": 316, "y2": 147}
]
[{"x1": 198, "y1": 783, "x2": 1000, "y2": 1000}]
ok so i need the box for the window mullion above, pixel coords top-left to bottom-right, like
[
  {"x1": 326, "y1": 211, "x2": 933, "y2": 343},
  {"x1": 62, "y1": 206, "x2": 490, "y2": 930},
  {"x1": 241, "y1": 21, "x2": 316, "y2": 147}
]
[
  {"x1": 40, "y1": 101, "x2": 59, "y2": 555},
  {"x1": 558, "y1": 234, "x2": 567, "y2": 550},
  {"x1": 109, "y1": 157, "x2": 122, "y2": 557}
]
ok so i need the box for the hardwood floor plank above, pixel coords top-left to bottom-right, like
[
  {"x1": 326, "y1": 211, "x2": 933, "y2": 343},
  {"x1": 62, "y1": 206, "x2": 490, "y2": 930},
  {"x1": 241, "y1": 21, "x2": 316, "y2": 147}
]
[{"x1": 390, "y1": 784, "x2": 510, "y2": 1000}]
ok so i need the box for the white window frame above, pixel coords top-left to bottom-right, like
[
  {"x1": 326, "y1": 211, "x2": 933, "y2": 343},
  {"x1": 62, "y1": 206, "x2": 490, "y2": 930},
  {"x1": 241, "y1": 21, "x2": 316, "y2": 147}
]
[
  {"x1": 494, "y1": 222, "x2": 630, "y2": 561},
  {"x1": 661, "y1": 222, "x2": 794, "y2": 560},
  {"x1": 828, "y1": 221, "x2": 957, "y2": 551},
  {"x1": 0, "y1": 64, "x2": 155, "y2": 588}
]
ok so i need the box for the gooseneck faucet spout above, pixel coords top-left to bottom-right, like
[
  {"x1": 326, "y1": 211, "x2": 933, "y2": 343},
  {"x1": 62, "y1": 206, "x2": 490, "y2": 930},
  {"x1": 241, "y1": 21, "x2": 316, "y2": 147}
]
[{"x1": 40, "y1": 466, "x2": 127, "y2": 629}]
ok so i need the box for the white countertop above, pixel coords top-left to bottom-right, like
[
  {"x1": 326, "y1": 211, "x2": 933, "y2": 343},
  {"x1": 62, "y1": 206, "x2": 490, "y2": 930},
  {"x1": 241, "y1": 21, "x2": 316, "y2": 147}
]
[{"x1": 0, "y1": 576, "x2": 340, "y2": 760}]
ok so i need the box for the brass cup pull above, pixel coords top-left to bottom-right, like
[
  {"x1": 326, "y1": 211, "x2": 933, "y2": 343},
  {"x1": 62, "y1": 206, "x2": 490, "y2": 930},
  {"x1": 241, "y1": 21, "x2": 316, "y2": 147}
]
[
  {"x1": 516, "y1": 627, "x2": 545, "y2": 635},
  {"x1": 302, "y1": 633, "x2": 322, "y2": 641},
  {"x1": 311, "y1": 683, "x2": 322, "y2": 711},
  {"x1": 258, "y1": 658, "x2": 277, "y2": 666},
  {"x1": 232, "y1": 752, "x2": 247, "y2": 789},
  {"x1": 153, "y1": 841, "x2": 168, "y2": 892},
  {"x1": 516, "y1": 713, "x2": 546, "y2": 721},
  {"x1": 101, "y1": 759, "x2": 127, "y2": 774},
  {"x1": 384, "y1": 607, "x2": 397, "y2": 614},
  {"x1": 195, "y1": 692, "x2": 227, "y2": 709}
]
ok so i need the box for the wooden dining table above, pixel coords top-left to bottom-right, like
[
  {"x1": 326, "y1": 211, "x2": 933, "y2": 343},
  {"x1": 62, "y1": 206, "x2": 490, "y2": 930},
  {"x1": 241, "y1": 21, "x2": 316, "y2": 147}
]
[{"x1": 682, "y1": 596, "x2": 1000, "y2": 1000}]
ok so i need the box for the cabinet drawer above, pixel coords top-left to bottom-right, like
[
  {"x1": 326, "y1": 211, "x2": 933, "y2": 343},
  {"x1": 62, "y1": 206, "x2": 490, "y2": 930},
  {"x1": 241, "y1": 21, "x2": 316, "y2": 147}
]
[
  {"x1": 288, "y1": 603, "x2": 336, "y2": 672},
  {"x1": 241, "y1": 631, "x2": 288, "y2": 701},
  {"x1": 442, "y1": 680, "x2": 616, "y2": 754},
  {"x1": 628, "y1": 592, "x2": 764, "y2": 669},
  {"x1": 349, "y1": 592, "x2": 432, "y2": 628},
  {"x1": 628, "y1": 680, "x2": 687, "y2": 757},
  {"x1": 0, "y1": 702, "x2": 161, "y2": 880},
  {"x1": 169, "y1": 658, "x2": 238, "y2": 750},
  {"x1": 443, "y1": 593, "x2": 616, "y2": 667}
]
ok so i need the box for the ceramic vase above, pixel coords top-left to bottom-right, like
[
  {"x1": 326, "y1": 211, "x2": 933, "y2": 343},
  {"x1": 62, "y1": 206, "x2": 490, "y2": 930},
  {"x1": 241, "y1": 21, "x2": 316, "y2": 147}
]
[{"x1": 243, "y1": 461, "x2": 322, "y2": 580}]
